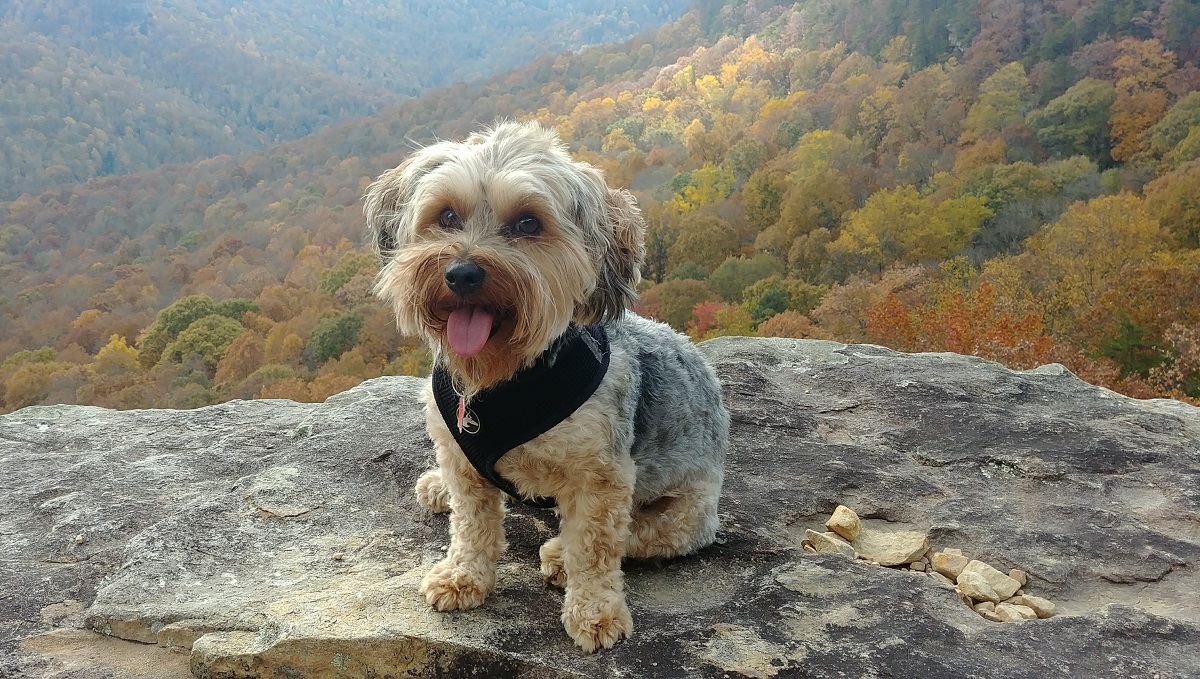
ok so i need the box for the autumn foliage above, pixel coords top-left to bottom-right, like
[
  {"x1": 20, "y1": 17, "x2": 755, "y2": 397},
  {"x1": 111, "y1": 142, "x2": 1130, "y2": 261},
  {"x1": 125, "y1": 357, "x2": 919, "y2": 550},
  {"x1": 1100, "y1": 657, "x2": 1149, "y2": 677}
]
[{"x1": 3, "y1": 1, "x2": 1200, "y2": 412}]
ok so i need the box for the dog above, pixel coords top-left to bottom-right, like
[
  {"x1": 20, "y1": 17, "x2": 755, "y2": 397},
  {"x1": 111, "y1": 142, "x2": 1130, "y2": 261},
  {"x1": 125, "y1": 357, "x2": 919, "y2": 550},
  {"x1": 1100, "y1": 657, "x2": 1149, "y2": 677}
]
[{"x1": 363, "y1": 121, "x2": 729, "y2": 652}]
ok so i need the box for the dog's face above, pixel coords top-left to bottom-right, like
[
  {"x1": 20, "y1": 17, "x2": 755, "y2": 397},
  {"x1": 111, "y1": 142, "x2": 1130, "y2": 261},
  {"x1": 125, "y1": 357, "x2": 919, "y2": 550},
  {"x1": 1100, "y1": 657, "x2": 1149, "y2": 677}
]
[{"x1": 365, "y1": 122, "x2": 645, "y2": 391}]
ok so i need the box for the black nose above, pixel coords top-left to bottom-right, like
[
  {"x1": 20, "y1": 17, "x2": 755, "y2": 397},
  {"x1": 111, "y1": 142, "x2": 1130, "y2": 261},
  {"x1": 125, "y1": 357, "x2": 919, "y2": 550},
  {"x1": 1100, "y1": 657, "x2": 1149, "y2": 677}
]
[{"x1": 445, "y1": 259, "x2": 486, "y2": 296}]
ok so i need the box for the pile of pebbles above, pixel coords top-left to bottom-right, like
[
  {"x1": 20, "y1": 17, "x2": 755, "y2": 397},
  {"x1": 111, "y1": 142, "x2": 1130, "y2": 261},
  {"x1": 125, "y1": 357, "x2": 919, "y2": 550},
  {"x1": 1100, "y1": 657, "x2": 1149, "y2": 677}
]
[{"x1": 801, "y1": 505, "x2": 1057, "y2": 623}]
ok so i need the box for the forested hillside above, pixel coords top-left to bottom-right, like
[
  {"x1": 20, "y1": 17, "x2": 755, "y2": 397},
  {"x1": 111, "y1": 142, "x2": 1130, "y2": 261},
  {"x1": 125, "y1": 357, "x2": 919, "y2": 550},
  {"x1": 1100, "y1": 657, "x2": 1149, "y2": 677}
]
[
  {"x1": 0, "y1": 0, "x2": 690, "y2": 200},
  {"x1": 2, "y1": 0, "x2": 1199, "y2": 413}
]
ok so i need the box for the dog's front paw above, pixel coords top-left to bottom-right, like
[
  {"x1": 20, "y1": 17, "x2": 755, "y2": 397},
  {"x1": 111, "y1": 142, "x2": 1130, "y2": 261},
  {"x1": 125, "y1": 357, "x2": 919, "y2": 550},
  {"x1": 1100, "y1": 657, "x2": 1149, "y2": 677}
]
[
  {"x1": 539, "y1": 537, "x2": 567, "y2": 588},
  {"x1": 415, "y1": 469, "x2": 450, "y2": 513},
  {"x1": 561, "y1": 588, "x2": 632, "y2": 653},
  {"x1": 418, "y1": 560, "x2": 493, "y2": 611}
]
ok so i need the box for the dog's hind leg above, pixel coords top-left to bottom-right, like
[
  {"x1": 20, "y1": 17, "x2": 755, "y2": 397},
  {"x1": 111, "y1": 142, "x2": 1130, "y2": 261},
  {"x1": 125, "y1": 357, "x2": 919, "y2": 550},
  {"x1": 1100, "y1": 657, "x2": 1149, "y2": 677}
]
[
  {"x1": 541, "y1": 474, "x2": 723, "y2": 587},
  {"x1": 624, "y1": 475, "x2": 722, "y2": 559}
]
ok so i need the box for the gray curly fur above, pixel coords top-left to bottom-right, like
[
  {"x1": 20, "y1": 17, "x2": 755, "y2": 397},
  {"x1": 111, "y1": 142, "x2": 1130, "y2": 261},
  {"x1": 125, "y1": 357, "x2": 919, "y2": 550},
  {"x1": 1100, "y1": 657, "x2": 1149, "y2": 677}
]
[{"x1": 596, "y1": 313, "x2": 729, "y2": 506}]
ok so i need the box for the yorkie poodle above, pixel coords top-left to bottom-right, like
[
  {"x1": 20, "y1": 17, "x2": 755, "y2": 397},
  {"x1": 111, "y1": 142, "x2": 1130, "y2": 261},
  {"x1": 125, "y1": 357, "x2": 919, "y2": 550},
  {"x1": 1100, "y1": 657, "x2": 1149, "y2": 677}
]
[{"x1": 364, "y1": 121, "x2": 729, "y2": 652}]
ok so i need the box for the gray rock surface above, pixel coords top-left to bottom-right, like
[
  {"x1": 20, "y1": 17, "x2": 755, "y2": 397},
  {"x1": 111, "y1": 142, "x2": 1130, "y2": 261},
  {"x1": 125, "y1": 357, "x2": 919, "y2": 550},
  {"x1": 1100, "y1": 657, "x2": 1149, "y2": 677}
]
[{"x1": 2, "y1": 338, "x2": 1199, "y2": 678}]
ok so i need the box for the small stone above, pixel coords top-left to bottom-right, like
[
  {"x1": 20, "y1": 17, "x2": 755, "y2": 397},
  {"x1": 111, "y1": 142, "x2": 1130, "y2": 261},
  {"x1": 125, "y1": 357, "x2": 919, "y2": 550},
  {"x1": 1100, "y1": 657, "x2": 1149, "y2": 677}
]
[
  {"x1": 852, "y1": 528, "x2": 929, "y2": 566},
  {"x1": 981, "y1": 610, "x2": 1003, "y2": 622},
  {"x1": 804, "y1": 529, "x2": 856, "y2": 558},
  {"x1": 825, "y1": 505, "x2": 861, "y2": 541},
  {"x1": 959, "y1": 560, "x2": 1021, "y2": 600},
  {"x1": 909, "y1": 561, "x2": 925, "y2": 571},
  {"x1": 931, "y1": 551, "x2": 970, "y2": 580},
  {"x1": 973, "y1": 601, "x2": 995, "y2": 614},
  {"x1": 1016, "y1": 588, "x2": 1025, "y2": 596},
  {"x1": 921, "y1": 556, "x2": 931, "y2": 565},
  {"x1": 802, "y1": 542, "x2": 817, "y2": 553},
  {"x1": 1009, "y1": 568, "x2": 1027, "y2": 586},
  {"x1": 955, "y1": 589, "x2": 974, "y2": 608},
  {"x1": 1007, "y1": 595, "x2": 1056, "y2": 619},
  {"x1": 994, "y1": 603, "x2": 1037, "y2": 622},
  {"x1": 332, "y1": 552, "x2": 344, "y2": 561},
  {"x1": 956, "y1": 571, "x2": 1000, "y2": 602},
  {"x1": 73, "y1": 534, "x2": 85, "y2": 544},
  {"x1": 929, "y1": 572, "x2": 955, "y2": 588}
]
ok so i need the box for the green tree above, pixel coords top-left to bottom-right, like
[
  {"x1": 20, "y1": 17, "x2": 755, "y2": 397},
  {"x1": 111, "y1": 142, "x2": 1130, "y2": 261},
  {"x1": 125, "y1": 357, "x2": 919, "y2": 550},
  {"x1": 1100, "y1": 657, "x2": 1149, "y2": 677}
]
[
  {"x1": 309, "y1": 311, "x2": 365, "y2": 363},
  {"x1": 1144, "y1": 93, "x2": 1200, "y2": 160},
  {"x1": 138, "y1": 294, "x2": 218, "y2": 367},
  {"x1": 215, "y1": 298, "x2": 260, "y2": 322},
  {"x1": 1165, "y1": 128, "x2": 1200, "y2": 169},
  {"x1": 958, "y1": 162, "x2": 1056, "y2": 213},
  {"x1": 1026, "y1": 78, "x2": 1116, "y2": 161},
  {"x1": 319, "y1": 251, "x2": 377, "y2": 294},
  {"x1": 725, "y1": 139, "x2": 770, "y2": 185},
  {"x1": 1096, "y1": 315, "x2": 1164, "y2": 380},
  {"x1": 707, "y1": 255, "x2": 783, "y2": 302},
  {"x1": 741, "y1": 276, "x2": 828, "y2": 317},
  {"x1": 749, "y1": 283, "x2": 790, "y2": 323},
  {"x1": 159, "y1": 315, "x2": 246, "y2": 371}
]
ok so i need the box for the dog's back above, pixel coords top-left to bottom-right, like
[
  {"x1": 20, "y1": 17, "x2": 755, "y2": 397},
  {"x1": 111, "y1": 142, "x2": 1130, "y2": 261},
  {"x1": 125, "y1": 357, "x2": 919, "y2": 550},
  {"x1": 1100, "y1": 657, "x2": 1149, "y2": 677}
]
[{"x1": 606, "y1": 313, "x2": 729, "y2": 505}]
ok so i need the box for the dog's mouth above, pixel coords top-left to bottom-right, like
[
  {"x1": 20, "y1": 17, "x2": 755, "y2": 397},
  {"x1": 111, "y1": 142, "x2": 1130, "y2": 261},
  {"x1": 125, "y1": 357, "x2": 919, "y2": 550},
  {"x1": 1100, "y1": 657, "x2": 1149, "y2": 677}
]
[{"x1": 444, "y1": 305, "x2": 505, "y2": 357}]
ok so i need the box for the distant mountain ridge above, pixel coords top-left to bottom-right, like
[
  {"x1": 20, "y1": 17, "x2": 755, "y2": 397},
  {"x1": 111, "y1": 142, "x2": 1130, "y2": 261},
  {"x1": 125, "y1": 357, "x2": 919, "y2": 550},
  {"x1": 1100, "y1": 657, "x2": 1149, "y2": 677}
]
[{"x1": 0, "y1": 0, "x2": 691, "y2": 200}]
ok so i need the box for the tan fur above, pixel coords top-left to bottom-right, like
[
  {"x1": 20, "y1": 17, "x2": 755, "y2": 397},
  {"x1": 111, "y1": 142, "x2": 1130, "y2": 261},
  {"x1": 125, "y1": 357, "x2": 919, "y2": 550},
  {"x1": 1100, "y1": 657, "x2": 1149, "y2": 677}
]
[{"x1": 370, "y1": 122, "x2": 722, "y2": 652}]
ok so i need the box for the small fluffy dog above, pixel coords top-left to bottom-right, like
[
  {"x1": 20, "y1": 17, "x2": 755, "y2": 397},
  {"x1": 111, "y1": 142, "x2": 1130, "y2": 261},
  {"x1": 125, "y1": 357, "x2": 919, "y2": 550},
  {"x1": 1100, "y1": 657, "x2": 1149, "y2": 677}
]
[{"x1": 364, "y1": 121, "x2": 729, "y2": 652}]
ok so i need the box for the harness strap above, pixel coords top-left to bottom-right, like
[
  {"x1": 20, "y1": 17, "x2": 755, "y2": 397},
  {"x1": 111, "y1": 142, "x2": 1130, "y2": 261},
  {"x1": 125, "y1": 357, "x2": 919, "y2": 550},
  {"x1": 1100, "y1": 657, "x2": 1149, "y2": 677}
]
[{"x1": 431, "y1": 324, "x2": 610, "y2": 508}]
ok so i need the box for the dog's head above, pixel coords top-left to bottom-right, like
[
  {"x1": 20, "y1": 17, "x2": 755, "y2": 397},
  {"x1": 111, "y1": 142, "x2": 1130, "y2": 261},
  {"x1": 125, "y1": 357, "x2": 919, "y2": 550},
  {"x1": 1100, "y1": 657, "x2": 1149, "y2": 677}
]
[{"x1": 364, "y1": 121, "x2": 645, "y2": 391}]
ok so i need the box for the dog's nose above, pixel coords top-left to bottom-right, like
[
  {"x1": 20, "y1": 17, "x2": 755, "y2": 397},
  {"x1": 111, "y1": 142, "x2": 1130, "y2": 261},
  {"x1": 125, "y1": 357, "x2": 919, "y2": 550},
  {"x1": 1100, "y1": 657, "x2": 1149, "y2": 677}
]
[{"x1": 445, "y1": 259, "x2": 486, "y2": 296}]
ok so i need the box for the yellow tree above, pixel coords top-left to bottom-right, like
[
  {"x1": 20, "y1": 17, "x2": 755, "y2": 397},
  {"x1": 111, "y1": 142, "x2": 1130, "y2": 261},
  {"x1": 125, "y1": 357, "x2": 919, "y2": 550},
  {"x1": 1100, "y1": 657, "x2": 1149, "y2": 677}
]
[
  {"x1": 1109, "y1": 38, "x2": 1176, "y2": 162},
  {"x1": 755, "y1": 169, "x2": 855, "y2": 256},
  {"x1": 1144, "y1": 162, "x2": 1200, "y2": 248},
  {"x1": 215, "y1": 331, "x2": 266, "y2": 387},
  {"x1": 828, "y1": 186, "x2": 991, "y2": 271},
  {"x1": 668, "y1": 163, "x2": 736, "y2": 213},
  {"x1": 959, "y1": 62, "x2": 1031, "y2": 144},
  {"x1": 666, "y1": 215, "x2": 740, "y2": 274},
  {"x1": 1003, "y1": 193, "x2": 1171, "y2": 339},
  {"x1": 92, "y1": 335, "x2": 140, "y2": 375}
]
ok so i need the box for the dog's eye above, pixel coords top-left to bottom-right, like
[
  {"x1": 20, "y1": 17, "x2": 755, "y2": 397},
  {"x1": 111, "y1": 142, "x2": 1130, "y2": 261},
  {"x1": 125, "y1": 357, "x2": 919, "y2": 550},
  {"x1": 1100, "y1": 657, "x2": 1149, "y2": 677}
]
[
  {"x1": 438, "y1": 209, "x2": 461, "y2": 230},
  {"x1": 512, "y1": 215, "x2": 542, "y2": 237}
]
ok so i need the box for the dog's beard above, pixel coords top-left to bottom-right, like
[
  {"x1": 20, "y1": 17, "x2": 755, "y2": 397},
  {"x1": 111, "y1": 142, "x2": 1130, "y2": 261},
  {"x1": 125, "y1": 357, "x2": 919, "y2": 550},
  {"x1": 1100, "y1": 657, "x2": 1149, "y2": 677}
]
[{"x1": 375, "y1": 237, "x2": 596, "y2": 396}]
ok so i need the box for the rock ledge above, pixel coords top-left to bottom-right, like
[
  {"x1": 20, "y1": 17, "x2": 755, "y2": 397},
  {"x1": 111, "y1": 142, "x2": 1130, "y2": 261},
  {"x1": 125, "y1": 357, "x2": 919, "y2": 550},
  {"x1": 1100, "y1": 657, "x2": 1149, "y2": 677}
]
[{"x1": 2, "y1": 338, "x2": 1199, "y2": 678}]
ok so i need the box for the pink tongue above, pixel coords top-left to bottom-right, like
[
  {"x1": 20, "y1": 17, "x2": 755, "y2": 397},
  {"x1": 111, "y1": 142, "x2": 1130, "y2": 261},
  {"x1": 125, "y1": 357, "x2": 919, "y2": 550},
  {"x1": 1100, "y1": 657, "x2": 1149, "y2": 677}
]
[{"x1": 446, "y1": 307, "x2": 495, "y2": 357}]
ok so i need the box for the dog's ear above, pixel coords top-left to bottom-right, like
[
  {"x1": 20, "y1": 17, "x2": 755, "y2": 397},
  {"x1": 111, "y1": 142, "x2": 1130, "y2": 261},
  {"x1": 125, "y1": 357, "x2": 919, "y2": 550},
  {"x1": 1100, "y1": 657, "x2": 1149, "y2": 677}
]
[
  {"x1": 362, "y1": 147, "x2": 448, "y2": 258},
  {"x1": 577, "y1": 187, "x2": 646, "y2": 324}
]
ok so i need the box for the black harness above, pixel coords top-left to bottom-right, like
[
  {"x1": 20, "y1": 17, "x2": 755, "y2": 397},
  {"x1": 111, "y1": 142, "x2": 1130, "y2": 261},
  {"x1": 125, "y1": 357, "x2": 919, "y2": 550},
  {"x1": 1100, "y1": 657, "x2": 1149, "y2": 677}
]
[{"x1": 431, "y1": 324, "x2": 611, "y2": 508}]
